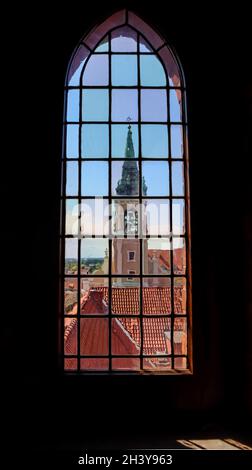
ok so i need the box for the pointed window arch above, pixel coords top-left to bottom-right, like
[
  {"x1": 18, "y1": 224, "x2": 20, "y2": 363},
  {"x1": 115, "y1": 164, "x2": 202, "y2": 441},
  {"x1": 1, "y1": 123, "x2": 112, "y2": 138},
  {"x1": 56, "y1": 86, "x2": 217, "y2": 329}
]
[{"x1": 61, "y1": 9, "x2": 192, "y2": 373}]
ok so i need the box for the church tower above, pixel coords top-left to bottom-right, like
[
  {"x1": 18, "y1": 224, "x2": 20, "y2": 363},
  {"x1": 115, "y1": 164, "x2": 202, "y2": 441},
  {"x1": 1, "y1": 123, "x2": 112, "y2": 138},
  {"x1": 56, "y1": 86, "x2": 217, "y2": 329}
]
[
  {"x1": 115, "y1": 124, "x2": 147, "y2": 197},
  {"x1": 112, "y1": 124, "x2": 147, "y2": 278}
]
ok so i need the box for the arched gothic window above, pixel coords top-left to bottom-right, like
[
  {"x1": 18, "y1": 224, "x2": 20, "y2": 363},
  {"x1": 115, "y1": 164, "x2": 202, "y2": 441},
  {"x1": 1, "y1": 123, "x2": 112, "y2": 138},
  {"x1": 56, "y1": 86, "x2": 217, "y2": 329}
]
[{"x1": 61, "y1": 9, "x2": 192, "y2": 373}]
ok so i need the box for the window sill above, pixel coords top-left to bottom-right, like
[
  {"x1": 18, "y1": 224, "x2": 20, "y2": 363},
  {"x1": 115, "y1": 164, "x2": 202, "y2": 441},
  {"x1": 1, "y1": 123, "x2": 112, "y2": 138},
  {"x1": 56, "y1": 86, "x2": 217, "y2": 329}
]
[{"x1": 63, "y1": 369, "x2": 193, "y2": 376}]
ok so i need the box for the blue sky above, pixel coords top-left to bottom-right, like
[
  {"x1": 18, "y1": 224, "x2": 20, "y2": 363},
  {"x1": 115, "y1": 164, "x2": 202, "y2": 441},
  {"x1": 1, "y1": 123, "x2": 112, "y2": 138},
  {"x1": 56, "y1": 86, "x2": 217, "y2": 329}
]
[
  {"x1": 68, "y1": 46, "x2": 166, "y2": 86},
  {"x1": 142, "y1": 161, "x2": 169, "y2": 196},
  {"x1": 66, "y1": 123, "x2": 183, "y2": 159},
  {"x1": 65, "y1": 238, "x2": 109, "y2": 259},
  {"x1": 65, "y1": 41, "x2": 185, "y2": 256},
  {"x1": 81, "y1": 162, "x2": 108, "y2": 196},
  {"x1": 66, "y1": 88, "x2": 179, "y2": 123},
  {"x1": 141, "y1": 125, "x2": 168, "y2": 157},
  {"x1": 112, "y1": 89, "x2": 138, "y2": 121},
  {"x1": 81, "y1": 124, "x2": 109, "y2": 157},
  {"x1": 83, "y1": 55, "x2": 108, "y2": 86},
  {"x1": 140, "y1": 55, "x2": 166, "y2": 85},
  {"x1": 66, "y1": 159, "x2": 183, "y2": 198},
  {"x1": 112, "y1": 124, "x2": 138, "y2": 157},
  {"x1": 66, "y1": 124, "x2": 184, "y2": 196},
  {"x1": 112, "y1": 55, "x2": 137, "y2": 86},
  {"x1": 83, "y1": 89, "x2": 109, "y2": 121}
]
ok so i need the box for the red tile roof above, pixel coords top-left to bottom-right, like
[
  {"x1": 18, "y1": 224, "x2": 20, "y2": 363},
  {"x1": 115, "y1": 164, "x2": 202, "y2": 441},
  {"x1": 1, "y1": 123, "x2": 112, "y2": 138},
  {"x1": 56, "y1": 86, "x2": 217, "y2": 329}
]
[
  {"x1": 148, "y1": 247, "x2": 185, "y2": 273},
  {"x1": 173, "y1": 247, "x2": 186, "y2": 273},
  {"x1": 65, "y1": 286, "x2": 186, "y2": 370},
  {"x1": 148, "y1": 249, "x2": 170, "y2": 272},
  {"x1": 82, "y1": 286, "x2": 185, "y2": 315}
]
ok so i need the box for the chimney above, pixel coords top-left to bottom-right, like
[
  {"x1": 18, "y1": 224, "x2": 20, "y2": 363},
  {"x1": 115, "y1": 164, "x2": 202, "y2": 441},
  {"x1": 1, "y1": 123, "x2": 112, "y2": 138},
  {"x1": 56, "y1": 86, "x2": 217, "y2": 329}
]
[
  {"x1": 81, "y1": 289, "x2": 108, "y2": 315},
  {"x1": 90, "y1": 289, "x2": 105, "y2": 312}
]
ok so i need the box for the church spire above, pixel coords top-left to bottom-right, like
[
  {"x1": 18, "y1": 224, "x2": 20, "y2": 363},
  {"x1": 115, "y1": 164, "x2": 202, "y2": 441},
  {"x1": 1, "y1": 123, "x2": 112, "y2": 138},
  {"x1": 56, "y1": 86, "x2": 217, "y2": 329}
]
[
  {"x1": 125, "y1": 123, "x2": 135, "y2": 159},
  {"x1": 115, "y1": 123, "x2": 148, "y2": 196}
]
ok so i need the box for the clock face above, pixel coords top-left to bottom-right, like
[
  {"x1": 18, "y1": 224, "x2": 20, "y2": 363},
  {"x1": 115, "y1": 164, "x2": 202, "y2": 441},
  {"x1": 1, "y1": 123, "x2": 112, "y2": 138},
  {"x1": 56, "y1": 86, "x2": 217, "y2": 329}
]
[{"x1": 124, "y1": 210, "x2": 138, "y2": 235}]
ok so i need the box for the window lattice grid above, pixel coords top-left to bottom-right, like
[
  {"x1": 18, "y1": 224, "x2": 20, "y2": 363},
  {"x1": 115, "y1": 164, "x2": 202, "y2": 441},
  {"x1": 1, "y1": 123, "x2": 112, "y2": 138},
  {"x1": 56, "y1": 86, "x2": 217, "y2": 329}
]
[{"x1": 61, "y1": 13, "x2": 191, "y2": 373}]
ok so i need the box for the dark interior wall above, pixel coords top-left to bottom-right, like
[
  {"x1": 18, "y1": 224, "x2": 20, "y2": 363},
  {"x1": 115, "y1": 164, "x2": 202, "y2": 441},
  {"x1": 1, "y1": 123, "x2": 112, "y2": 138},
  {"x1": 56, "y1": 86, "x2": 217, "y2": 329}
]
[{"x1": 3, "y1": 0, "x2": 251, "y2": 449}]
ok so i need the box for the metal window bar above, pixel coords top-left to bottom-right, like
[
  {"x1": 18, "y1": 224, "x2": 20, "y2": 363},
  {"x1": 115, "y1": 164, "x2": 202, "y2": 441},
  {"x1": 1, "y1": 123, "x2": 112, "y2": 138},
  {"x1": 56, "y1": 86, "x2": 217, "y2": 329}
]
[{"x1": 108, "y1": 31, "x2": 112, "y2": 371}]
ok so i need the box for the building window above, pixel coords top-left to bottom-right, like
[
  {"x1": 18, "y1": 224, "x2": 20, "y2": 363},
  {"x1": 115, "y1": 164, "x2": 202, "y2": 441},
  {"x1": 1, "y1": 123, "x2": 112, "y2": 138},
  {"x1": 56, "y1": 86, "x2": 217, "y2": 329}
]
[
  {"x1": 128, "y1": 251, "x2": 136, "y2": 261},
  {"x1": 61, "y1": 9, "x2": 192, "y2": 373}
]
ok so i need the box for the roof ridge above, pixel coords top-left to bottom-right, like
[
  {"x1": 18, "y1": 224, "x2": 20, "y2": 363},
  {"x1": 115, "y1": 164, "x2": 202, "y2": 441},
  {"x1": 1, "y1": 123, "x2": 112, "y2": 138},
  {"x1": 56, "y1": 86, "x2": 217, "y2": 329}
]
[{"x1": 64, "y1": 318, "x2": 77, "y2": 341}]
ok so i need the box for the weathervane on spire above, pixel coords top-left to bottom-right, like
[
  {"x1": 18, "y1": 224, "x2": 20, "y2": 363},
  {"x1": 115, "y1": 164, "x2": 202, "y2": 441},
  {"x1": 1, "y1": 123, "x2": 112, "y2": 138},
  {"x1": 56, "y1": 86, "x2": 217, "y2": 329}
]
[{"x1": 127, "y1": 116, "x2": 132, "y2": 129}]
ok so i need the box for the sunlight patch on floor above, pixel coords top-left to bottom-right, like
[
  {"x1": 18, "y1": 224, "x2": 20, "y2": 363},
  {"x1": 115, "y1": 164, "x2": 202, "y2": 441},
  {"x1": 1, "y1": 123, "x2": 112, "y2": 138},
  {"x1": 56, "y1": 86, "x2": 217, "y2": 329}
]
[{"x1": 177, "y1": 438, "x2": 252, "y2": 450}]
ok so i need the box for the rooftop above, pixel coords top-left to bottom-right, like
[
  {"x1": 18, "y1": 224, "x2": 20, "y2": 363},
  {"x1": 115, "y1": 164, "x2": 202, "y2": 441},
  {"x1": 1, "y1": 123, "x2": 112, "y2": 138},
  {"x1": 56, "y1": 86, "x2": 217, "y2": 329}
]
[{"x1": 65, "y1": 286, "x2": 187, "y2": 371}]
